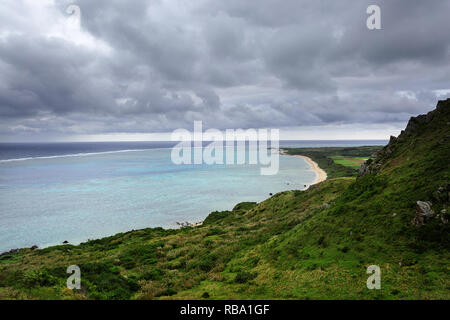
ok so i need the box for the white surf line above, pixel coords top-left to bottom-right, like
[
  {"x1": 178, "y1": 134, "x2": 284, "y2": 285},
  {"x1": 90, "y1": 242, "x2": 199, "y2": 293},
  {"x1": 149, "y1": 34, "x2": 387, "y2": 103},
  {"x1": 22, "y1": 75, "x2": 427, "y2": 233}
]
[{"x1": 0, "y1": 148, "x2": 159, "y2": 164}]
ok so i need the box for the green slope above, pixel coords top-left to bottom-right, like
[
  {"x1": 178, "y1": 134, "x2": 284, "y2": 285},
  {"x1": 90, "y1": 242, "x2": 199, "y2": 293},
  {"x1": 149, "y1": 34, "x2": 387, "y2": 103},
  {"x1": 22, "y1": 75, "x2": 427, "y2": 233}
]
[{"x1": 0, "y1": 100, "x2": 449, "y2": 300}]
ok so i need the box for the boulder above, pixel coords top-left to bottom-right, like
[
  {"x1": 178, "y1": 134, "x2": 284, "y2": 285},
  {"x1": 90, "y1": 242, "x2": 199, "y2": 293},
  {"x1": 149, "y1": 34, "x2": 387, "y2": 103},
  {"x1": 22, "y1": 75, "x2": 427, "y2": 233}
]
[
  {"x1": 358, "y1": 162, "x2": 368, "y2": 176},
  {"x1": 416, "y1": 201, "x2": 435, "y2": 217},
  {"x1": 0, "y1": 248, "x2": 19, "y2": 258},
  {"x1": 412, "y1": 201, "x2": 435, "y2": 226},
  {"x1": 389, "y1": 135, "x2": 397, "y2": 144}
]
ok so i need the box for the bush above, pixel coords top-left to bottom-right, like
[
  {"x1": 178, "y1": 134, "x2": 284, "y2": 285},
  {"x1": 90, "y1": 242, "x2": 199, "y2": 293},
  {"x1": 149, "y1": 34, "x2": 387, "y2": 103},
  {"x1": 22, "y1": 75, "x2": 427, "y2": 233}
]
[
  {"x1": 156, "y1": 288, "x2": 177, "y2": 297},
  {"x1": 22, "y1": 270, "x2": 58, "y2": 288},
  {"x1": 232, "y1": 202, "x2": 257, "y2": 212},
  {"x1": 191, "y1": 253, "x2": 218, "y2": 272},
  {"x1": 203, "y1": 211, "x2": 232, "y2": 225},
  {"x1": 234, "y1": 271, "x2": 257, "y2": 283},
  {"x1": 206, "y1": 227, "x2": 225, "y2": 236},
  {"x1": 140, "y1": 268, "x2": 165, "y2": 281},
  {"x1": 198, "y1": 260, "x2": 216, "y2": 272},
  {"x1": 80, "y1": 262, "x2": 140, "y2": 299},
  {"x1": 119, "y1": 257, "x2": 136, "y2": 269},
  {"x1": 0, "y1": 255, "x2": 13, "y2": 261},
  {"x1": 0, "y1": 270, "x2": 24, "y2": 287},
  {"x1": 118, "y1": 243, "x2": 163, "y2": 268}
]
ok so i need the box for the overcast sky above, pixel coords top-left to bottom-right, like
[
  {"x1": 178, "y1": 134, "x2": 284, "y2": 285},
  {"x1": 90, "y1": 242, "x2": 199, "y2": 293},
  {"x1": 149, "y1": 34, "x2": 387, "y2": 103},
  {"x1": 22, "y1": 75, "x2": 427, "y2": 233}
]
[{"x1": 0, "y1": 0, "x2": 449, "y2": 142}]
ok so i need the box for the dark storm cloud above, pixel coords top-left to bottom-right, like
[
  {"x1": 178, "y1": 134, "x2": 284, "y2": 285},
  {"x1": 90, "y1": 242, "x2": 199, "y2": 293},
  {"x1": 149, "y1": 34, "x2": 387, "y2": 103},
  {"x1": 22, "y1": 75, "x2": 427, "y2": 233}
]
[{"x1": 0, "y1": 0, "x2": 449, "y2": 140}]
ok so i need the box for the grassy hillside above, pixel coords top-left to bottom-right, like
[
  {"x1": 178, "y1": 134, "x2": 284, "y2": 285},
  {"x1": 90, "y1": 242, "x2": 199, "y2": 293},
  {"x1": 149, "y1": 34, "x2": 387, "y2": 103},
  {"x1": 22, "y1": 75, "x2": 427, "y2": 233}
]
[{"x1": 0, "y1": 100, "x2": 449, "y2": 300}]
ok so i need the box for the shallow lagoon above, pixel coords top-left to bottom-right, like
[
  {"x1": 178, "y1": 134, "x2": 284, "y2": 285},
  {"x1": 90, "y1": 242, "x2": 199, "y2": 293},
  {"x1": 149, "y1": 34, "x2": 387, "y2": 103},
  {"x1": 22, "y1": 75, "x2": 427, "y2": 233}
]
[{"x1": 0, "y1": 147, "x2": 314, "y2": 252}]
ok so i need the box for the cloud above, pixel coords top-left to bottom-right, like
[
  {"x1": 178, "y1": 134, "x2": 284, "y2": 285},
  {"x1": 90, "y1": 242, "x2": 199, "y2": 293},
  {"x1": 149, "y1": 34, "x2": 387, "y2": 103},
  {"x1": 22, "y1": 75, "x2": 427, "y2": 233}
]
[{"x1": 0, "y1": 0, "x2": 449, "y2": 140}]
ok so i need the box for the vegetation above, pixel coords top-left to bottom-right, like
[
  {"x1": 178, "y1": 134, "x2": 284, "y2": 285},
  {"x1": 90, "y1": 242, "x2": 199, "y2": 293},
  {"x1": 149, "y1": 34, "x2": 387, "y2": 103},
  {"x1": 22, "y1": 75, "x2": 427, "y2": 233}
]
[
  {"x1": 284, "y1": 146, "x2": 382, "y2": 178},
  {"x1": 329, "y1": 156, "x2": 368, "y2": 169},
  {"x1": 0, "y1": 100, "x2": 449, "y2": 300}
]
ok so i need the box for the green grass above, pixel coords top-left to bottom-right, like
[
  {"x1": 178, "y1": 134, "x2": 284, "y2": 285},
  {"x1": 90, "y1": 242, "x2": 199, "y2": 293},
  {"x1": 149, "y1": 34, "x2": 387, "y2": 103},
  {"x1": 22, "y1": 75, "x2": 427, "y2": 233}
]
[
  {"x1": 0, "y1": 100, "x2": 449, "y2": 300},
  {"x1": 330, "y1": 156, "x2": 369, "y2": 169},
  {"x1": 284, "y1": 146, "x2": 381, "y2": 178}
]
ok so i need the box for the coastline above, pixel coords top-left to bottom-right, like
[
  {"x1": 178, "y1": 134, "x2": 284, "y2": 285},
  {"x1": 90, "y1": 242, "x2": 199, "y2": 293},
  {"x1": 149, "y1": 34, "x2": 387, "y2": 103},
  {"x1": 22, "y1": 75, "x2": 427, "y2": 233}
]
[
  {"x1": 183, "y1": 152, "x2": 327, "y2": 229},
  {"x1": 1, "y1": 148, "x2": 327, "y2": 253},
  {"x1": 295, "y1": 155, "x2": 327, "y2": 185},
  {"x1": 163, "y1": 151, "x2": 328, "y2": 231},
  {"x1": 279, "y1": 149, "x2": 327, "y2": 185}
]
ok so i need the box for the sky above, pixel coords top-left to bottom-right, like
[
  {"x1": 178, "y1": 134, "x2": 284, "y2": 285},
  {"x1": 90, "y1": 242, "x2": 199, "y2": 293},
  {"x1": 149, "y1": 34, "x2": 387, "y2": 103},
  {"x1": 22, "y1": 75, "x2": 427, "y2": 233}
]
[{"x1": 0, "y1": 0, "x2": 449, "y2": 142}]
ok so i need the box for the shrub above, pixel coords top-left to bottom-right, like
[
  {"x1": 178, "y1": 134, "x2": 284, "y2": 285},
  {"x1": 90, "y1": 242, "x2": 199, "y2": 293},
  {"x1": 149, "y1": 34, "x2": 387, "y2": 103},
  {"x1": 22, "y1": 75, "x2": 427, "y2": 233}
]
[
  {"x1": 80, "y1": 262, "x2": 140, "y2": 299},
  {"x1": 140, "y1": 268, "x2": 165, "y2": 281},
  {"x1": 118, "y1": 243, "x2": 163, "y2": 268},
  {"x1": 233, "y1": 202, "x2": 257, "y2": 212},
  {"x1": 203, "y1": 210, "x2": 232, "y2": 225},
  {"x1": 156, "y1": 288, "x2": 177, "y2": 297},
  {"x1": 0, "y1": 270, "x2": 24, "y2": 287},
  {"x1": 22, "y1": 270, "x2": 58, "y2": 288},
  {"x1": 206, "y1": 227, "x2": 225, "y2": 236},
  {"x1": 198, "y1": 260, "x2": 216, "y2": 272},
  {"x1": 234, "y1": 271, "x2": 257, "y2": 283},
  {"x1": 119, "y1": 257, "x2": 136, "y2": 269}
]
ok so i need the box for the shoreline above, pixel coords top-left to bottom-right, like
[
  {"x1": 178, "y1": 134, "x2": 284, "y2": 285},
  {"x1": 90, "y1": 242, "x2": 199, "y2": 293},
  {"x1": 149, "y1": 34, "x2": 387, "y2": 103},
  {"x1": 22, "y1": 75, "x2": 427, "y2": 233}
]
[
  {"x1": 175, "y1": 152, "x2": 327, "y2": 230},
  {"x1": 295, "y1": 155, "x2": 328, "y2": 185},
  {"x1": 1, "y1": 149, "x2": 327, "y2": 253},
  {"x1": 279, "y1": 148, "x2": 327, "y2": 185}
]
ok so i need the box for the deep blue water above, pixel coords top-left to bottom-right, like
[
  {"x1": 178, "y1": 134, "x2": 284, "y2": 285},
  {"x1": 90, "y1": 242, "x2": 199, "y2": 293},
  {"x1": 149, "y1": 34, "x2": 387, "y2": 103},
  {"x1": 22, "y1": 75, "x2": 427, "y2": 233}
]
[
  {"x1": 0, "y1": 140, "x2": 387, "y2": 252},
  {"x1": 0, "y1": 140, "x2": 387, "y2": 161},
  {"x1": 0, "y1": 141, "x2": 176, "y2": 161}
]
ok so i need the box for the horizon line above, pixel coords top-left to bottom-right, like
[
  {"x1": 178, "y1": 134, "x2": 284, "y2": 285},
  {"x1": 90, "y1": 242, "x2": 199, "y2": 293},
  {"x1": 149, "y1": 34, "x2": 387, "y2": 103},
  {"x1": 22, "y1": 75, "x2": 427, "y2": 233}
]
[{"x1": 0, "y1": 139, "x2": 389, "y2": 144}]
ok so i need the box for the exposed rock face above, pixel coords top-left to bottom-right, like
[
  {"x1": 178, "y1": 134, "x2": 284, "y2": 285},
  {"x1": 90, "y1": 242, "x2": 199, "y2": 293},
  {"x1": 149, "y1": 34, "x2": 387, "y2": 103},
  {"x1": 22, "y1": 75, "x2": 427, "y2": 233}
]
[
  {"x1": 355, "y1": 99, "x2": 449, "y2": 228},
  {"x1": 358, "y1": 162, "x2": 368, "y2": 176},
  {"x1": 358, "y1": 98, "x2": 450, "y2": 177},
  {"x1": 358, "y1": 158, "x2": 379, "y2": 176},
  {"x1": 412, "y1": 201, "x2": 435, "y2": 226},
  {"x1": 0, "y1": 248, "x2": 19, "y2": 257},
  {"x1": 412, "y1": 200, "x2": 449, "y2": 226}
]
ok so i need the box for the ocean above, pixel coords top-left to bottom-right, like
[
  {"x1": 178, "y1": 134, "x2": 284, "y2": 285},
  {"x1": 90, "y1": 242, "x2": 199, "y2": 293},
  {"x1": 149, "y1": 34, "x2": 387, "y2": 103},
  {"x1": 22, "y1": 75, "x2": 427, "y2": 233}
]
[{"x1": 0, "y1": 140, "x2": 386, "y2": 252}]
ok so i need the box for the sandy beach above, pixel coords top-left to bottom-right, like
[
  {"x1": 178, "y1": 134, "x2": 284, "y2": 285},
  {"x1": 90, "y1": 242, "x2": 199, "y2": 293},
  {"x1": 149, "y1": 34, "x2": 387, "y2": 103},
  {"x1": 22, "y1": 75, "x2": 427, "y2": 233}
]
[
  {"x1": 184, "y1": 151, "x2": 327, "y2": 228},
  {"x1": 279, "y1": 149, "x2": 327, "y2": 185},
  {"x1": 295, "y1": 155, "x2": 327, "y2": 185}
]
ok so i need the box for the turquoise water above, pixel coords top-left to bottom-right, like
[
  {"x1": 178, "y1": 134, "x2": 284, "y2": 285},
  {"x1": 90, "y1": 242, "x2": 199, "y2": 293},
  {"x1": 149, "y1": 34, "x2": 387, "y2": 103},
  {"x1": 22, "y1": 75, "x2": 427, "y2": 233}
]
[{"x1": 0, "y1": 147, "x2": 315, "y2": 252}]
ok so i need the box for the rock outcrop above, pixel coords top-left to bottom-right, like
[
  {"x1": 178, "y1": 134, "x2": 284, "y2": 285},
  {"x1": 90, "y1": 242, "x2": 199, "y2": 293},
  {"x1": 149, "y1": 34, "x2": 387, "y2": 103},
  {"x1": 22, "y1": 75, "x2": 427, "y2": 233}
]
[
  {"x1": 0, "y1": 248, "x2": 19, "y2": 257},
  {"x1": 358, "y1": 98, "x2": 450, "y2": 177},
  {"x1": 412, "y1": 201, "x2": 435, "y2": 226}
]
